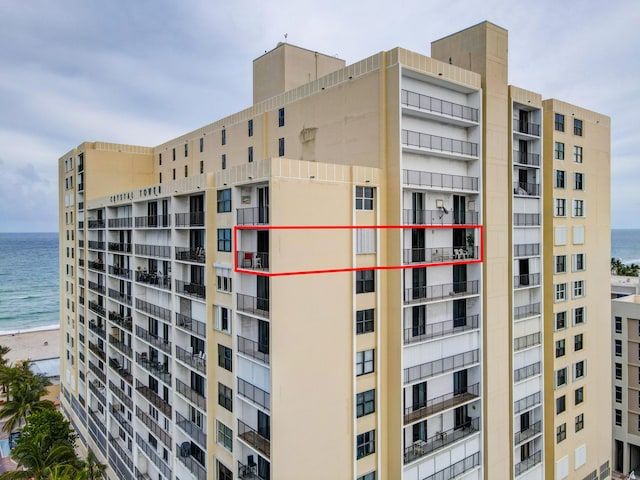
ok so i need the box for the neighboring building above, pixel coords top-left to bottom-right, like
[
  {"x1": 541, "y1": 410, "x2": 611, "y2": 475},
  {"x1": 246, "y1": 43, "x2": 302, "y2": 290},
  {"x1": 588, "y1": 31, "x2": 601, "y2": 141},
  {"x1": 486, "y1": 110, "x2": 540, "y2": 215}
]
[
  {"x1": 58, "y1": 21, "x2": 611, "y2": 480},
  {"x1": 612, "y1": 275, "x2": 640, "y2": 299}
]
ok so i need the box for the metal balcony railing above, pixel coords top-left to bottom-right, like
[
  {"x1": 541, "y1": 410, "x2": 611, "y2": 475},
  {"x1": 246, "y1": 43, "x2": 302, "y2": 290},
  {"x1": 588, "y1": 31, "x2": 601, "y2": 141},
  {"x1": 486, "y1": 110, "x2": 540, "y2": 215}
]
[
  {"x1": 513, "y1": 181, "x2": 540, "y2": 197},
  {"x1": 88, "y1": 361, "x2": 106, "y2": 384},
  {"x1": 237, "y1": 206, "x2": 269, "y2": 226},
  {"x1": 88, "y1": 417, "x2": 106, "y2": 454},
  {"x1": 109, "y1": 265, "x2": 131, "y2": 280},
  {"x1": 109, "y1": 334, "x2": 132, "y2": 357},
  {"x1": 136, "y1": 326, "x2": 171, "y2": 354},
  {"x1": 88, "y1": 281, "x2": 105, "y2": 295},
  {"x1": 136, "y1": 298, "x2": 171, "y2": 321},
  {"x1": 176, "y1": 444, "x2": 207, "y2": 480},
  {"x1": 402, "y1": 246, "x2": 479, "y2": 264},
  {"x1": 514, "y1": 273, "x2": 541, "y2": 288},
  {"x1": 403, "y1": 280, "x2": 479, "y2": 304},
  {"x1": 238, "y1": 419, "x2": 270, "y2": 457},
  {"x1": 401, "y1": 89, "x2": 479, "y2": 122},
  {"x1": 513, "y1": 213, "x2": 540, "y2": 226},
  {"x1": 135, "y1": 353, "x2": 171, "y2": 384},
  {"x1": 402, "y1": 129, "x2": 478, "y2": 158},
  {"x1": 513, "y1": 151, "x2": 540, "y2": 166},
  {"x1": 135, "y1": 270, "x2": 171, "y2": 291},
  {"x1": 403, "y1": 417, "x2": 480, "y2": 464},
  {"x1": 514, "y1": 302, "x2": 541, "y2": 320},
  {"x1": 135, "y1": 433, "x2": 172, "y2": 479},
  {"x1": 134, "y1": 215, "x2": 170, "y2": 228},
  {"x1": 514, "y1": 391, "x2": 541, "y2": 414},
  {"x1": 513, "y1": 119, "x2": 540, "y2": 136},
  {"x1": 175, "y1": 211, "x2": 205, "y2": 227},
  {"x1": 514, "y1": 332, "x2": 541, "y2": 351},
  {"x1": 135, "y1": 381, "x2": 172, "y2": 417},
  {"x1": 513, "y1": 243, "x2": 540, "y2": 257},
  {"x1": 109, "y1": 380, "x2": 133, "y2": 410},
  {"x1": 175, "y1": 345, "x2": 206, "y2": 374},
  {"x1": 88, "y1": 319, "x2": 106, "y2": 337},
  {"x1": 176, "y1": 378, "x2": 206, "y2": 409},
  {"x1": 175, "y1": 247, "x2": 206, "y2": 264},
  {"x1": 108, "y1": 288, "x2": 132, "y2": 306},
  {"x1": 135, "y1": 244, "x2": 171, "y2": 258},
  {"x1": 238, "y1": 377, "x2": 270, "y2": 411},
  {"x1": 136, "y1": 406, "x2": 172, "y2": 448},
  {"x1": 404, "y1": 383, "x2": 480, "y2": 425},
  {"x1": 108, "y1": 242, "x2": 132, "y2": 253},
  {"x1": 237, "y1": 251, "x2": 269, "y2": 271},
  {"x1": 403, "y1": 169, "x2": 479, "y2": 191},
  {"x1": 88, "y1": 380, "x2": 106, "y2": 406},
  {"x1": 402, "y1": 209, "x2": 479, "y2": 226},
  {"x1": 176, "y1": 411, "x2": 206, "y2": 449},
  {"x1": 175, "y1": 279, "x2": 206, "y2": 300},
  {"x1": 108, "y1": 217, "x2": 132, "y2": 229},
  {"x1": 88, "y1": 341, "x2": 105, "y2": 361},
  {"x1": 236, "y1": 293, "x2": 269, "y2": 318},
  {"x1": 514, "y1": 361, "x2": 541, "y2": 382},
  {"x1": 175, "y1": 313, "x2": 206, "y2": 338},
  {"x1": 109, "y1": 358, "x2": 133, "y2": 384},
  {"x1": 514, "y1": 420, "x2": 542, "y2": 445},
  {"x1": 515, "y1": 450, "x2": 542, "y2": 476},
  {"x1": 237, "y1": 335, "x2": 269, "y2": 365},
  {"x1": 108, "y1": 311, "x2": 132, "y2": 331},
  {"x1": 88, "y1": 219, "x2": 105, "y2": 229},
  {"x1": 403, "y1": 314, "x2": 479, "y2": 345},
  {"x1": 88, "y1": 260, "x2": 105, "y2": 272},
  {"x1": 108, "y1": 434, "x2": 133, "y2": 476},
  {"x1": 423, "y1": 451, "x2": 481, "y2": 480},
  {"x1": 88, "y1": 240, "x2": 105, "y2": 250},
  {"x1": 404, "y1": 349, "x2": 479, "y2": 384},
  {"x1": 110, "y1": 403, "x2": 133, "y2": 437}
]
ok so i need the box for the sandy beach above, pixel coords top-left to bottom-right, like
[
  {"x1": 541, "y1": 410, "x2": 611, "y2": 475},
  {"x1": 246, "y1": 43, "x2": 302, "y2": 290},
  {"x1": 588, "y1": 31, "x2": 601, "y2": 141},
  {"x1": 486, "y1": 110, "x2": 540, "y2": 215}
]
[{"x1": 0, "y1": 328, "x2": 60, "y2": 364}]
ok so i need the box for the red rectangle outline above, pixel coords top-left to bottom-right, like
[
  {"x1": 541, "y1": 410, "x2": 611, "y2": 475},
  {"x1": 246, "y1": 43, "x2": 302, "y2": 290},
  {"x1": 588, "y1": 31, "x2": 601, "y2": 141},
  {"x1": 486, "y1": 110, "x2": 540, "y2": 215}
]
[{"x1": 233, "y1": 225, "x2": 483, "y2": 277}]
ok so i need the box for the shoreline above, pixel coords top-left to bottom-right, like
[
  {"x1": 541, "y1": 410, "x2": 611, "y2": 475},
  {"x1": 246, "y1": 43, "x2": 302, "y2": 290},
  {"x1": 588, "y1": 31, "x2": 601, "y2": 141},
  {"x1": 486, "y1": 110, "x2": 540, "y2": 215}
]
[{"x1": 0, "y1": 324, "x2": 59, "y2": 336}]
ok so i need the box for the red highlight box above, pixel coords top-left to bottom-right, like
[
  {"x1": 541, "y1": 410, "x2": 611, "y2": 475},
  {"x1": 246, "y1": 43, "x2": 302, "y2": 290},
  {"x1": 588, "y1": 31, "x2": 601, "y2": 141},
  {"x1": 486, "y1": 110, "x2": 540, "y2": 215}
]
[{"x1": 233, "y1": 225, "x2": 483, "y2": 277}]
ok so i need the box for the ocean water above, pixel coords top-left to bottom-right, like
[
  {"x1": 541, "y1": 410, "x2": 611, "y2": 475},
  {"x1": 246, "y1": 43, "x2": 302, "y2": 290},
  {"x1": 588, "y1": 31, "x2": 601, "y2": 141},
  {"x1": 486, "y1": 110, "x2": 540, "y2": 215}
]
[
  {"x1": 0, "y1": 233, "x2": 59, "y2": 333},
  {"x1": 612, "y1": 229, "x2": 640, "y2": 265}
]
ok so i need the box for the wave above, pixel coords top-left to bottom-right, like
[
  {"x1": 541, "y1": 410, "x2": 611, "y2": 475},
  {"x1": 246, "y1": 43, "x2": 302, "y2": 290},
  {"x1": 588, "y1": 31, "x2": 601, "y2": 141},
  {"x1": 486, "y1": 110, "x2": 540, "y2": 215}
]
[{"x1": 0, "y1": 324, "x2": 60, "y2": 336}]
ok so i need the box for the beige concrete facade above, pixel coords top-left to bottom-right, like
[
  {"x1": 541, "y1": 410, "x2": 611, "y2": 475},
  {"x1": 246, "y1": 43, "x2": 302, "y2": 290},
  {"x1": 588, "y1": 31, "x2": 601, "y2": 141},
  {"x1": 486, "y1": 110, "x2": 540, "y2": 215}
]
[{"x1": 58, "y1": 22, "x2": 610, "y2": 480}]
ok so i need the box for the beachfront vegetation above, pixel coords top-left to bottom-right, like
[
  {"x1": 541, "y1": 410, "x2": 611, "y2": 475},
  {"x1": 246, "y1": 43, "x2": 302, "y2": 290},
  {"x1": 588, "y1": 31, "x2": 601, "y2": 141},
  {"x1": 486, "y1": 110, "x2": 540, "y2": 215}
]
[{"x1": 612, "y1": 257, "x2": 640, "y2": 276}]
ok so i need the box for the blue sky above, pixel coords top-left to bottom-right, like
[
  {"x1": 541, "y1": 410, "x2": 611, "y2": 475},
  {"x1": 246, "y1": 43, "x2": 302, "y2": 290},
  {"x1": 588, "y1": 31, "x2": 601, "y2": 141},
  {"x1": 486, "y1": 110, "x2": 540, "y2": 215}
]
[{"x1": 0, "y1": 0, "x2": 638, "y2": 231}]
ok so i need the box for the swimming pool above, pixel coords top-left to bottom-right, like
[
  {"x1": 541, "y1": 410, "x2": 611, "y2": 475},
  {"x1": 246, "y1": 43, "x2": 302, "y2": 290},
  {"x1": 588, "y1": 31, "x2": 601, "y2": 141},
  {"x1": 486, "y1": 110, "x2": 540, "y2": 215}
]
[{"x1": 0, "y1": 439, "x2": 10, "y2": 457}]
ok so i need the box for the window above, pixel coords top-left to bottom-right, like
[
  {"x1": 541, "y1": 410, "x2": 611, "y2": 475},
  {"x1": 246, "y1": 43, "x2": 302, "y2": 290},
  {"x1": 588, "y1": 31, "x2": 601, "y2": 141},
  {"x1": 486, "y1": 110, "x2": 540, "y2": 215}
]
[
  {"x1": 218, "y1": 383, "x2": 233, "y2": 412},
  {"x1": 184, "y1": 165, "x2": 188, "y2": 177},
  {"x1": 573, "y1": 253, "x2": 586, "y2": 272},
  {"x1": 356, "y1": 186, "x2": 374, "y2": 210},
  {"x1": 555, "y1": 283, "x2": 567, "y2": 302},
  {"x1": 173, "y1": 168, "x2": 176, "y2": 180},
  {"x1": 555, "y1": 339, "x2": 565, "y2": 358},
  {"x1": 555, "y1": 198, "x2": 566, "y2": 216},
  {"x1": 574, "y1": 307, "x2": 585, "y2": 325},
  {"x1": 575, "y1": 414, "x2": 584, "y2": 432},
  {"x1": 555, "y1": 255, "x2": 567, "y2": 274},
  {"x1": 556, "y1": 367, "x2": 568, "y2": 388},
  {"x1": 159, "y1": 153, "x2": 162, "y2": 165},
  {"x1": 615, "y1": 409, "x2": 622, "y2": 426},
  {"x1": 554, "y1": 142, "x2": 565, "y2": 160},
  {"x1": 356, "y1": 229, "x2": 376, "y2": 254},
  {"x1": 573, "y1": 280, "x2": 585, "y2": 298},
  {"x1": 555, "y1": 113, "x2": 565, "y2": 132},
  {"x1": 356, "y1": 430, "x2": 375, "y2": 459},
  {"x1": 356, "y1": 270, "x2": 375, "y2": 294},
  {"x1": 557, "y1": 423, "x2": 566, "y2": 443},
  {"x1": 356, "y1": 309, "x2": 374, "y2": 334},
  {"x1": 555, "y1": 170, "x2": 565, "y2": 188},
  {"x1": 248, "y1": 146, "x2": 253, "y2": 163},
  {"x1": 218, "y1": 344, "x2": 232, "y2": 371},
  {"x1": 575, "y1": 386, "x2": 584, "y2": 405},
  {"x1": 199, "y1": 160, "x2": 204, "y2": 174},
  {"x1": 615, "y1": 316, "x2": 622, "y2": 333},
  {"x1": 555, "y1": 311, "x2": 567, "y2": 330},
  {"x1": 615, "y1": 339, "x2": 622, "y2": 356},
  {"x1": 574, "y1": 172, "x2": 584, "y2": 190},
  {"x1": 573, "y1": 200, "x2": 584, "y2": 217},
  {"x1": 218, "y1": 461, "x2": 233, "y2": 480},
  {"x1": 556, "y1": 395, "x2": 566, "y2": 414},
  {"x1": 248, "y1": 119, "x2": 253, "y2": 137},
  {"x1": 216, "y1": 306, "x2": 231, "y2": 333},
  {"x1": 216, "y1": 420, "x2": 233, "y2": 451},
  {"x1": 217, "y1": 189, "x2": 232, "y2": 213},
  {"x1": 356, "y1": 349, "x2": 374, "y2": 376},
  {"x1": 159, "y1": 172, "x2": 162, "y2": 183},
  {"x1": 574, "y1": 118, "x2": 583, "y2": 136},
  {"x1": 221, "y1": 129, "x2": 226, "y2": 145},
  {"x1": 221, "y1": 154, "x2": 227, "y2": 170},
  {"x1": 574, "y1": 360, "x2": 586, "y2": 380},
  {"x1": 172, "y1": 148, "x2": 176, "y2": 161},
  {"x1": 278, "y1": 107, "x2": 285, "y2": 127},
  {"x1": 615, "y1": 386, "x2": 622, "y2": 403},
  {"x1": 184, "y1": 142, "x2": 188, "y2": 157},
  {"x1": 574, "y1": 334, "x2": 583, "y2": 351},
  {"x1": 357, "y1": 473, "x2": 376, "y2": 480},
  {"x1": 216, "y1": 268, "x2": 232, "y2": 293},
  {"x1": 217, "y1": 229, "x2": 231, "y2": 252},
  {"x1": 356, "y1": 389, "x2": 375, "y2": 417},
  {"x1": 615, "y1": 363, "x2": 622, "y2": 380},
  {"x1": 278, "y1": 137, "x2": 285, "y2": 156}
]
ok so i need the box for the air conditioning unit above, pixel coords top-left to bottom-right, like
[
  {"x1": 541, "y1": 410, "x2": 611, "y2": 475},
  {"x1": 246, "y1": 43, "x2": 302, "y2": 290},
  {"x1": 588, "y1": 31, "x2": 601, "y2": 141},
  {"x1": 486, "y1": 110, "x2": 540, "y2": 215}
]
[{"x1": 180, "y1": 442, "x2": 190, "y2": 457}]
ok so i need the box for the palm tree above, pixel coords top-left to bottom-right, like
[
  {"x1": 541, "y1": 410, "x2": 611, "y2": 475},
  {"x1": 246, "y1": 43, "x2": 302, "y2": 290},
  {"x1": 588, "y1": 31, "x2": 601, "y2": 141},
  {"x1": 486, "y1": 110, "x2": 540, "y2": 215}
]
[
  {"x1": 0, "y1": 384, "x2": 55, "y2": 434},
  {"x1": 0, "y1": 345, "x2": 11, "y2": 368},
  {"x1": 79, "y1": 449, "x2": 106, "y2": 480},
  {"x1": 0, "y1": 433, "x2": 80, "y2": 480}
]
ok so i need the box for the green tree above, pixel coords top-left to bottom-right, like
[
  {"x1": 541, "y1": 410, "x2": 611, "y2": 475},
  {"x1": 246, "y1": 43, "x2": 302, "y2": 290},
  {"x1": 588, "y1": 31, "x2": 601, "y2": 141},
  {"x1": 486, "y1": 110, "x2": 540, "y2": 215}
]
[
  {"x1": 79, "y1": 449, "x2": 106, "y2": 480},
  {"x1": 19, "y1": 410, "x2": 76, "y2": 450},
  {"x1": 0, "y1": 369, "x2": 55, "y2": 434},
  {"x1": 0, "y1": 433, "x2": 80, "y2": 480}
]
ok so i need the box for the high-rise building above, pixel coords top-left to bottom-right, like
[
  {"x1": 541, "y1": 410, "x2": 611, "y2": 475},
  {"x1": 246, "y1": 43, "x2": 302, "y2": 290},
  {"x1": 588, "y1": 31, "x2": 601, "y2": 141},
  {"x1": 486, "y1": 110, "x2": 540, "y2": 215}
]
[{"x1": 58, "y1": 21, "x2": 611, "y2": 480}]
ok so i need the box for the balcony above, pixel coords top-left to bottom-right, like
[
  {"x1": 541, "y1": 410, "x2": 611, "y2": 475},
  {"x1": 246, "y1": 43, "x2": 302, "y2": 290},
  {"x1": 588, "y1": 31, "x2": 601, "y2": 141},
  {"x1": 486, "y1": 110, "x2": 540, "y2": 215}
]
[
  {"x1": 423, "y1": 451, "x2": 481, "y2": 480},
  {"x1": 78, "y1": 220, "x2": 84, "y2": 229},
  {"x1": 175, "y1": 279, "x2": 206, "y2": 300},
  {"x1": 88, "y1": 361, "x2": 106, "y2": 384},
  {"x1": 136, "y1": 270, "x2": 171, "y2": 291},
  {"x1": 136, "y1": 381, "x2": 172, "y2": 417},
  {"x1": 88, "y1": 281, "x2": 105, "y2": 295},
  {"x1": 238, "y1": 419, "x2": 270, "y2": 458},
  {"x1": 402, "y1": 129, "x2": 478, "y2": 159},
  {"x1": 175, "y1": 345, "x2": 206, "y2": 374},
  {"x1": 513, "y1": 182, "x2": 540, "y2": 197},
  {"x1": 88, "y1": 219, "x2": 105, "y2": 229},
  {"x1": 237, "y1": 336, "x2": 269, "y2": 365},
  {"x1": 236, "y1": 293, "x2": 270, "y2": 318},
  {"x1": 109, "y1": 358, "x2": 133, "y2": 384},
  {"x1": 108, "y1": 217, "x2": 132, "y2": 229},
  {"x1": 402, "y1": 209, "x2": 479, "y2": 226},
  {"x1": 88, "y1": 319, "x2": 106, "y2": 337},
  {"x1": 514, "y1": 273, "x2": 541, "y2": 288},
  {"x1": 514, "y1": 332, "x2": 541, "y2": 351},
  {"x1": 403, "y1": 314, "x2": 479, "y2": 345},
  {"x1": 514, "y1": 302, "x2": 541, "y2": 320},
  {"x1": 176, "y1": 378, "x2": 206, "y2": 409},
  {"x1": 88, "y1": 260, "x2": 105, "y2": 272},
  {"x1": 136, "y1": 406, "x2": 172, "y2": 448},
  {"x1": 514, "y1": 391, "x2": 541, "y2": 414},
  {"x1": 135, "y1": 244, "x2": 171, "y2": 258},
  {"x1": 88, "y1": 417, "x2": 106, "y2": 454},
  {"x1": 176, "y1": 444, "x2": 207, "y2": 480},
  {"x1": 135, "y1": 353, "x2": 171, "y2": 384},
  {"x1": 175, "y1": 313, "x2": 206, "y2": 338},
  {"x1": 175, "y1": 247, "x2": 206, "y2": 264},
  {"x1": 87, "y1": 240, "x2": 105, "y2": 250},
  {"x1": 401, "y1": 89, "x2": 479, "y2": 123},
  {"x1": 108, "y1": 288, "x2": 132, "y2": 306},
  {"x1": 514, "y1": 361, "x2": 541, "y2": 382},
  {"x1": 136, "y1": 325, "x2": 171, "y2": 354},
  {"x1": 237, "y1": 251, "x2": 269, "y2": 271},
  {"x1": 513, "y1": 243, "x2": 540, "y2": 257},
  {"x1": 404, "y1": 383, "x2": 479, "y2": 425},
  {"x1": 108, "y1": 311, "x2": 132, "y2": 331},
  {"x1": 404, "y1": 349, "x2": 479, "y2": 384},
  {"x1": 237, "y1": 206, "x2": 270, "y2": 226},
  {"x1": 238, "y1": 460, "x2": 266, "y2": 480},
  {"x1": 109, "y1": 265, "x2": 132, "y2": 280},
  {"x1": 88, "y1": 342, "x2": 105, "y2": 361},
  {"x1": 176, "y1": 411, "x2": 206, "y2": 449},
  {"x1": 88, "y1": 380, "x2": 106, "y2": 406},
  {"x1": 78, "y1": 202, "x2": 84, "y2": 211},
  {"x1": 402, "y1": 169, "x2": 478, "y2": 192},
  {"x1": 78, "y1": 183, "x2": 84, "y2": 192},
  {"x1": 514, "y1": 420, "x2": 542, "y2": 445},
  {"x1": 515, "y1": 450, "x2": 542, "y2": 476},
  {"x1": 402, "y1": 246, "x2": 479, "y2": 264},
  {"x1": 109, "y1": 380, "x2": 133, "y2": 410},
  {"x1": 404, "y1": 280, "x2": 478, "y2": 305},
  {"x1": 136, "y1": 299, "x2": 171, "y2": 322},
  {"x1": 175, "y1": 211, "x2": 205, "y2": 227},
  {"x1": 135, "y1": 433, "x2": 172, "y2": 479},
  {"x1": 109, "y1": 434, "x2": 134, "y2": 477},
  {"x1": 134, "y1": 215, "x2": 171, "y2": 228},
  {"x1": 109, "y1": 242, "x2": 132, "y2": 253},
  {"x1": 109, "y1": 334, "x2": 132, "y2": 357},
  {"x1": 110, "y1": 403, "x2": 133, "y2": 437},
  {"x1": 403, "y1": 417, "x2": 480, "y2": 464},
  {"x1": 513, "y1": 151, "x2": 540, "y2": 166},
  {"x1": 513, "y1": 119, "x2": 540, "y2": 137},
  {"x1": 238, "y1": 377, "x2": 270, "y2": 411},
  {"x1": 513, "y1": 213, "x2": 540, "y2": 226}
]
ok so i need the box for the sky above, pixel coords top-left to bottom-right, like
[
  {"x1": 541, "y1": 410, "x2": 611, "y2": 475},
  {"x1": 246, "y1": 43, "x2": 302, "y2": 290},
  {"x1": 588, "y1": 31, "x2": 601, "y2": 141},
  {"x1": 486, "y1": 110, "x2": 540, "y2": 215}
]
[{"x1": 0, "y1": 0, "x2": 638, "y2": 232}]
